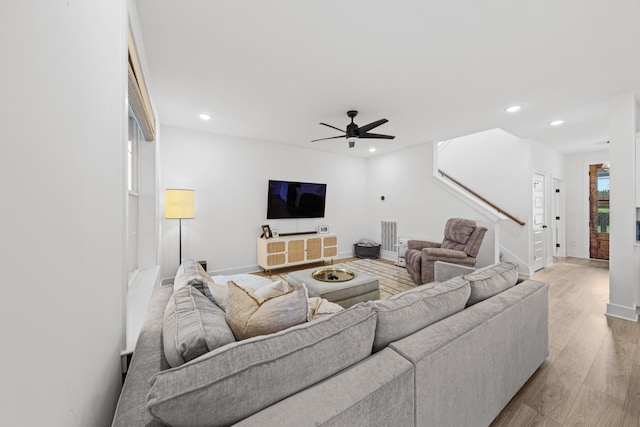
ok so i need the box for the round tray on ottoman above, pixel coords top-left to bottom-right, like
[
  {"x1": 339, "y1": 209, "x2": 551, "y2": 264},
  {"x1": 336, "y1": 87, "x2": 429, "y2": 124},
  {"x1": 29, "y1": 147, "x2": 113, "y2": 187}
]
[
  {"x1": 287, "y1": 264, "x2": 380, "y2": 308},
  {"x1": 312, "y1": 268, "x2": 355, "y2": 282}
]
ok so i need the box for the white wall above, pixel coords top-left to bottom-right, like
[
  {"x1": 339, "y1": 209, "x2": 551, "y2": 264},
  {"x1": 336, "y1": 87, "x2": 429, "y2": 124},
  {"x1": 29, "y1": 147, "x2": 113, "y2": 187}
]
[
  {"x1": 158, "y1": 126, "x2": 580, "y2": 277},
  {"x1": 366, "y1": 142, "x2": 496, "y2": 268},
  {"x1": 436, "y1": 129, "x2": 565, "y2": 272},
  {"x1": 159, "y1": 126, "x2": 369, "y2": 278},
  {"x1": 0, "y1": 1, "x2": 126, "y2": 426},
  {"x1": 438, "y1": 129, "x2": 532, "y2": 224},
  {"x1": 607, "y1": 93, "x2": 637, "y2": 321},
  {"x1": 528, "y1": 138, "x2": 566, "y2": 266},
  {"x1": 438, "y1": 129, "x2": 532, "y2": 269},
  {"x1": 563, "y1": 150, "x2": 609, "y2": 258}
]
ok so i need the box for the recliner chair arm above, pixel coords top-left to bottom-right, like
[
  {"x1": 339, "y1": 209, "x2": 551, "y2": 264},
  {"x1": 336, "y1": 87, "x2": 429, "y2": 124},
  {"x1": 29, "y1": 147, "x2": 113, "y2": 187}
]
[
  {"x1": 407, "y1": 240, "x2": 441, "y2": 251},
  {"x1": 422, "y1": 247, "x2": 469, "y2": 260}
]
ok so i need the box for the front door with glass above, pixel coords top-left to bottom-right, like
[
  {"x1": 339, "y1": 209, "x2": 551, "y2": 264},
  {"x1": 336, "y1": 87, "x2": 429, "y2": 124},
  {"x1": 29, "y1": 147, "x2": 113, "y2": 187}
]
[{"x1": 589, "y1": 163, "x2": 610, "y2": 260}]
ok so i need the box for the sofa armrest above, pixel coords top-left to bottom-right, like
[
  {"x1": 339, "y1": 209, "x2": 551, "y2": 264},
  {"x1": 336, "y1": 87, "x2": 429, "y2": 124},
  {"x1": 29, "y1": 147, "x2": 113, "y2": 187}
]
[
  {"x1": 433, "y1": 261, "x2": 477, "y2": 282},
  {"x1": 390, "y1": 280, "x2": 549, "y2": 427},
  {"x1": 407, "y1": 239, "x2": 440, "y2": 251},
  {"x1": 233, "y1": 348, "x2": 415, "y2": 427}
]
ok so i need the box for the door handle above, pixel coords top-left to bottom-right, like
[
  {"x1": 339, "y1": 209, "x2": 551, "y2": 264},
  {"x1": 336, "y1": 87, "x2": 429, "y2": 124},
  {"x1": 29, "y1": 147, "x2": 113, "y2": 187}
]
[{"x1": 542, "y1": 225, "x2": 548, "y2": 229}]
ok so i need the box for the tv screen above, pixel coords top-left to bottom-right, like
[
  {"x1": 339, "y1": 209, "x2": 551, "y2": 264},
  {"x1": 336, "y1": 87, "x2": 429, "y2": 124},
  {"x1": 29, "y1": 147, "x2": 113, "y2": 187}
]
[{"x1": 267, "y1": 180, "x2": 327, "y2": 219}]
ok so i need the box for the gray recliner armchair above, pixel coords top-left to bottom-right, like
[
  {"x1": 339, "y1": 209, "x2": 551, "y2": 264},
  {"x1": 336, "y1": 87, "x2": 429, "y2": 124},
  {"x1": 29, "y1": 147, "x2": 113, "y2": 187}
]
[{"x1": 405, "y1": 218, "x2": 487, "y2": 285}]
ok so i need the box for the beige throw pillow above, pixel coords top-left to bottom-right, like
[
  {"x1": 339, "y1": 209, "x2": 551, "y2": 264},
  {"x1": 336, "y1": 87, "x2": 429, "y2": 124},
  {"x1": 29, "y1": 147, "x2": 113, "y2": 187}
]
[
  {"x1": 308, "y1": 296, "x2": 344, "y2": 320},
  {"x1": 225, "y1": 281, "x2": 309, "y2": 340},
  {"x1": 205, "y1": 278, "x2": 291, "y2": 312},
  {"x1": 195, "y1": 262, "x2": 229, "y2": 310}
]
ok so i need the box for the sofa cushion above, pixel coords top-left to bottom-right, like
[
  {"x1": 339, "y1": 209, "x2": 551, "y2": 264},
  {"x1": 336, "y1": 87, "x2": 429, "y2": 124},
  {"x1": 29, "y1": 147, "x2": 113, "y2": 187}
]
[
  {"x1": 162, "y1": 285, "x2": 235, "y2": 368},
  {"x1": 225, "y1": 281, "x2": 309, "y2": 340},
  {"x1": 147, "y1": 305, "x2": 378, "y2": 427},
  {"x1": 364, "y1": 276, "x2": 470, "y2": 352},
  {"x1": 173, "y1": 259, "x2": 208, "y2": 295},
  {"x1": 463, "y1": 262, "x2": 519, "y2": 306}
]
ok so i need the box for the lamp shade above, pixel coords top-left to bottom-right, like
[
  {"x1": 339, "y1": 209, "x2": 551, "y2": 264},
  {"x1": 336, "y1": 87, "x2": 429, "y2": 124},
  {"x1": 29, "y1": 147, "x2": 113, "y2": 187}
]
[{"x1": 165, "y1": 189, "x2": 194, "y2": 219}]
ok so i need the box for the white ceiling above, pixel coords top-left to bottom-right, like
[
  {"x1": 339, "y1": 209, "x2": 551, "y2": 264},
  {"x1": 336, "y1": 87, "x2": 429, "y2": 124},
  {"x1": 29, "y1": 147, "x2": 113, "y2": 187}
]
[{"x1": 134, "y1": 0, "x2": 640, "y2": 157}]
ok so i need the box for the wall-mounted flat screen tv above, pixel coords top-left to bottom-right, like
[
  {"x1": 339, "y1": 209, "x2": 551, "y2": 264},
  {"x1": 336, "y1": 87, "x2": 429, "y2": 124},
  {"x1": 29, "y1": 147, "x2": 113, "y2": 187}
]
[{"x1": 267, "y1": 180, "x2": 327, "y2": 219}]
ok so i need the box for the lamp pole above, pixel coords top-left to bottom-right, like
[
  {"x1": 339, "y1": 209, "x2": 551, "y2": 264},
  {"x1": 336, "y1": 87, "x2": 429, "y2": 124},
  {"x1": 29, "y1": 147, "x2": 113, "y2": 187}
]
[
  {"x1": 165, "y1": 188, "x2": 195, "y2": 268},
  {"x1": 178, "y1": 217, "x2": 182, "y2": 265}
]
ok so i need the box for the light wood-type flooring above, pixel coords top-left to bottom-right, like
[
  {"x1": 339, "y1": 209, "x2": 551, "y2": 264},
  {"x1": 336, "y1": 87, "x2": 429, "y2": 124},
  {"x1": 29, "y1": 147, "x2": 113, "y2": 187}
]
[
  {"x1": 491, "y1": 256, "x2": 640, "y2": 427},
  {"x1": 261, "y1": 256, "x2": 639, "y2": 426}
]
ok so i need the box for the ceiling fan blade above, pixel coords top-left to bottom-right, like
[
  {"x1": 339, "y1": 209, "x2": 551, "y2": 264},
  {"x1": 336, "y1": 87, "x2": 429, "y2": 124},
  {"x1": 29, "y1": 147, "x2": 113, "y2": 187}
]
[
  {"x1": 359, "y1": 132, "x2": 395, "y2": 139},
  {"x1": 311, "y1": 135, "x2": 346, "y2": 142},
  {"x1": 357, "y1": 119, "x2": 388, "y2": 134},
  {"x1": 319, "y1": 122, "x2": 345, "y2": 133}
]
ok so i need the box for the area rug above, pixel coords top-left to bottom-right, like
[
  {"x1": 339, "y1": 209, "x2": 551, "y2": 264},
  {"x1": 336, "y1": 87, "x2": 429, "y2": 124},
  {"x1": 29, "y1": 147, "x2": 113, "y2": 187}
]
[{"x1": 273, "y1": 258, "x2": 416, "y2": 300}]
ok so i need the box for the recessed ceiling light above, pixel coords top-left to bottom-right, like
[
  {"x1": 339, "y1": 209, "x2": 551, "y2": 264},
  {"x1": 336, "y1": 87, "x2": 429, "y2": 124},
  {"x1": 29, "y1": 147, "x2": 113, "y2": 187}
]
[
  {"x1": 369, "y1": 148, "x2": 376, "y2": 153},
  {"x1": 549, "y1": 120, "x2": 564, "y2": 126},
  {"x1": 199, "y1": 113, "x2": 212, "y2": 120},
  {"x1": 505, "y1": 105, "x2": 521, "y2": 113}
]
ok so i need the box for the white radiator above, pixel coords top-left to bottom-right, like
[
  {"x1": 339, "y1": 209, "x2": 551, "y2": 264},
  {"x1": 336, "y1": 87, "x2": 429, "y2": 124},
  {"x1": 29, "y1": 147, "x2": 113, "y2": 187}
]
[
  {"x1": 381, "y1": 221, "x2": 397, "y2": 252},
  {"x1": 396, "y1": 236, "x2": 409, "y2": 267}
]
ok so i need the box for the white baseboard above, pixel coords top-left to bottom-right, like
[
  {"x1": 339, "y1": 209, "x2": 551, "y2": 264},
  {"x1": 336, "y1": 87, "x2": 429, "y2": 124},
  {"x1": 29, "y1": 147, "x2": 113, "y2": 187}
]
[
  {"x1": 499, "y1": 247, "x2": 532, "y2": 275},
  {"x1": 606, "y1": 303, "x2": 638, "y2": 322},
  {"x1": 380, "y1": 249, "x2": 397, "y2": 261}
]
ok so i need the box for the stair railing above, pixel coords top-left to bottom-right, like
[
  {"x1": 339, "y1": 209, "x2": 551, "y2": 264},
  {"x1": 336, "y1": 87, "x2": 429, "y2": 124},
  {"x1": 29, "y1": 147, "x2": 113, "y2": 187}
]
[{"x1": 437, "y1": 169, "x2": 526, "y2": 226}]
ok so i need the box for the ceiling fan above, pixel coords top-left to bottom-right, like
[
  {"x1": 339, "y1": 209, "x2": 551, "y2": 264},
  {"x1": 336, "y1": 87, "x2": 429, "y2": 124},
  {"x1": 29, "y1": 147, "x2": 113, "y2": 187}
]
[{"x1": 311, "y1": 110, "x2": 395, "y2": 148}]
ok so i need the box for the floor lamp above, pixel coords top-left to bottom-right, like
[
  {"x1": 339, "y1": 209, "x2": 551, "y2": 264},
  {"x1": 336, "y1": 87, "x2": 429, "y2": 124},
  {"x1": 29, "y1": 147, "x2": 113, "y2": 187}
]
[{"x1": 165, "y1": 189, "x2": 195, "y2": 266}]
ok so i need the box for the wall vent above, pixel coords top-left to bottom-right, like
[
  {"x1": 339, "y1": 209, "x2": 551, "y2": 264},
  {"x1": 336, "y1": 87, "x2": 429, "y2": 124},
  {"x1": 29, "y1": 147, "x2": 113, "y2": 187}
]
[{"x1": 381, "y1": 221, "x2": 397, "y2": 252}]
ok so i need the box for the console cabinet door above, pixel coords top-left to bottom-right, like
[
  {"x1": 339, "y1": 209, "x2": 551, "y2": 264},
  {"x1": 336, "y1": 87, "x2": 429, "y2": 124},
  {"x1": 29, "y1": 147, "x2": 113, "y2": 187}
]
[
  {"x1": 258, "y1": 234, "x2": 338, "y2": 270},
  {"x1": 287, "y1": 239, "x2": 305, "y2": 263},
  {"x1": 306, "y1": 237, "x2": 322, "y2": 261},
  {"x1": 323, "y1": 236, "x2": 338, "y2": 258},
  {"x1": 266, "y1": 241, "x2": 285, "y2": 266}
]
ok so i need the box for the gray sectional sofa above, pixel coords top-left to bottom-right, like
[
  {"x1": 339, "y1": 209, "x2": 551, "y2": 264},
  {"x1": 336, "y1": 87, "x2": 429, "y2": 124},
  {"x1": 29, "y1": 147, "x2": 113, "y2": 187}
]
[{"x1": 112, "y1": 261, "x2": 549, "y2": 427}]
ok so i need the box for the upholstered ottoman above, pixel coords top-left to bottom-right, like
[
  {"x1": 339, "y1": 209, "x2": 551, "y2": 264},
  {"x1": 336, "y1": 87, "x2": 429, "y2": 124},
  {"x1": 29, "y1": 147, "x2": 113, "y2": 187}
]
[{"x1": 286, "y1": 264, "x2": 380, "y2": 308}]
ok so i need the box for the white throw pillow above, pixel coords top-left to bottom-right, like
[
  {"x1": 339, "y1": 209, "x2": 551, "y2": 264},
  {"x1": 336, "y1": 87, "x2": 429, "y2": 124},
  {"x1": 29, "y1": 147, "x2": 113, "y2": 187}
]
[{"x1": 253, "y1": 279, "x2": 291, "y2": 299}]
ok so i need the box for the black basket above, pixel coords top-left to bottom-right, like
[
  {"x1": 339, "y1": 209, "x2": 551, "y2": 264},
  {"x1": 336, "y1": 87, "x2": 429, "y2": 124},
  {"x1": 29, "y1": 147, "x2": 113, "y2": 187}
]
[{"x1": 353, "y1": 243, "x2": 381, "y2": 259}]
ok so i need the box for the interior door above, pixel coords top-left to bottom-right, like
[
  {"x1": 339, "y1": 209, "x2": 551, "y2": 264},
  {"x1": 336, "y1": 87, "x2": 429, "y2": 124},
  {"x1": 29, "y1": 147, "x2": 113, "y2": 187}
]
[
  {"x1": 553, "y1": 178, "x2": 566, "y2": 257},
  {"x1": 589, "y1": 164, "x2": 610, "y2": 260},
  {"x1": 533, "y1": 173, "x2": 546, "y2": 271}
]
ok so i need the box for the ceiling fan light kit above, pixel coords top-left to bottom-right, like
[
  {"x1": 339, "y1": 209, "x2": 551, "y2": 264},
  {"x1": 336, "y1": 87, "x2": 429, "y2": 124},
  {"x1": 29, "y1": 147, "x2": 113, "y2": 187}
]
[{"x1": 312, "y1": 110, "x2": 395, "y2": 148}]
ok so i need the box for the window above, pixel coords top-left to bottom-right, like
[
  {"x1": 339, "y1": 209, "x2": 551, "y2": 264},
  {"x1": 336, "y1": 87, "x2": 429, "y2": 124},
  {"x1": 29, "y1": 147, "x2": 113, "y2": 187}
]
[
  {"x1": 126, "y1": 27, "x2": 157, "y2": 282},
  {"x1": 127, "y1": 115, "x2": 141, "y2": 276}
]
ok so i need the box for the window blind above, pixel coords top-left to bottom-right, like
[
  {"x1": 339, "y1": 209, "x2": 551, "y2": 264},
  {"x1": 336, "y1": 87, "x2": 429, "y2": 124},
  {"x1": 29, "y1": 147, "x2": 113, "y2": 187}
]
[{"x1": 128, "y1": 32, "x2": 155, "y2": 142}]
